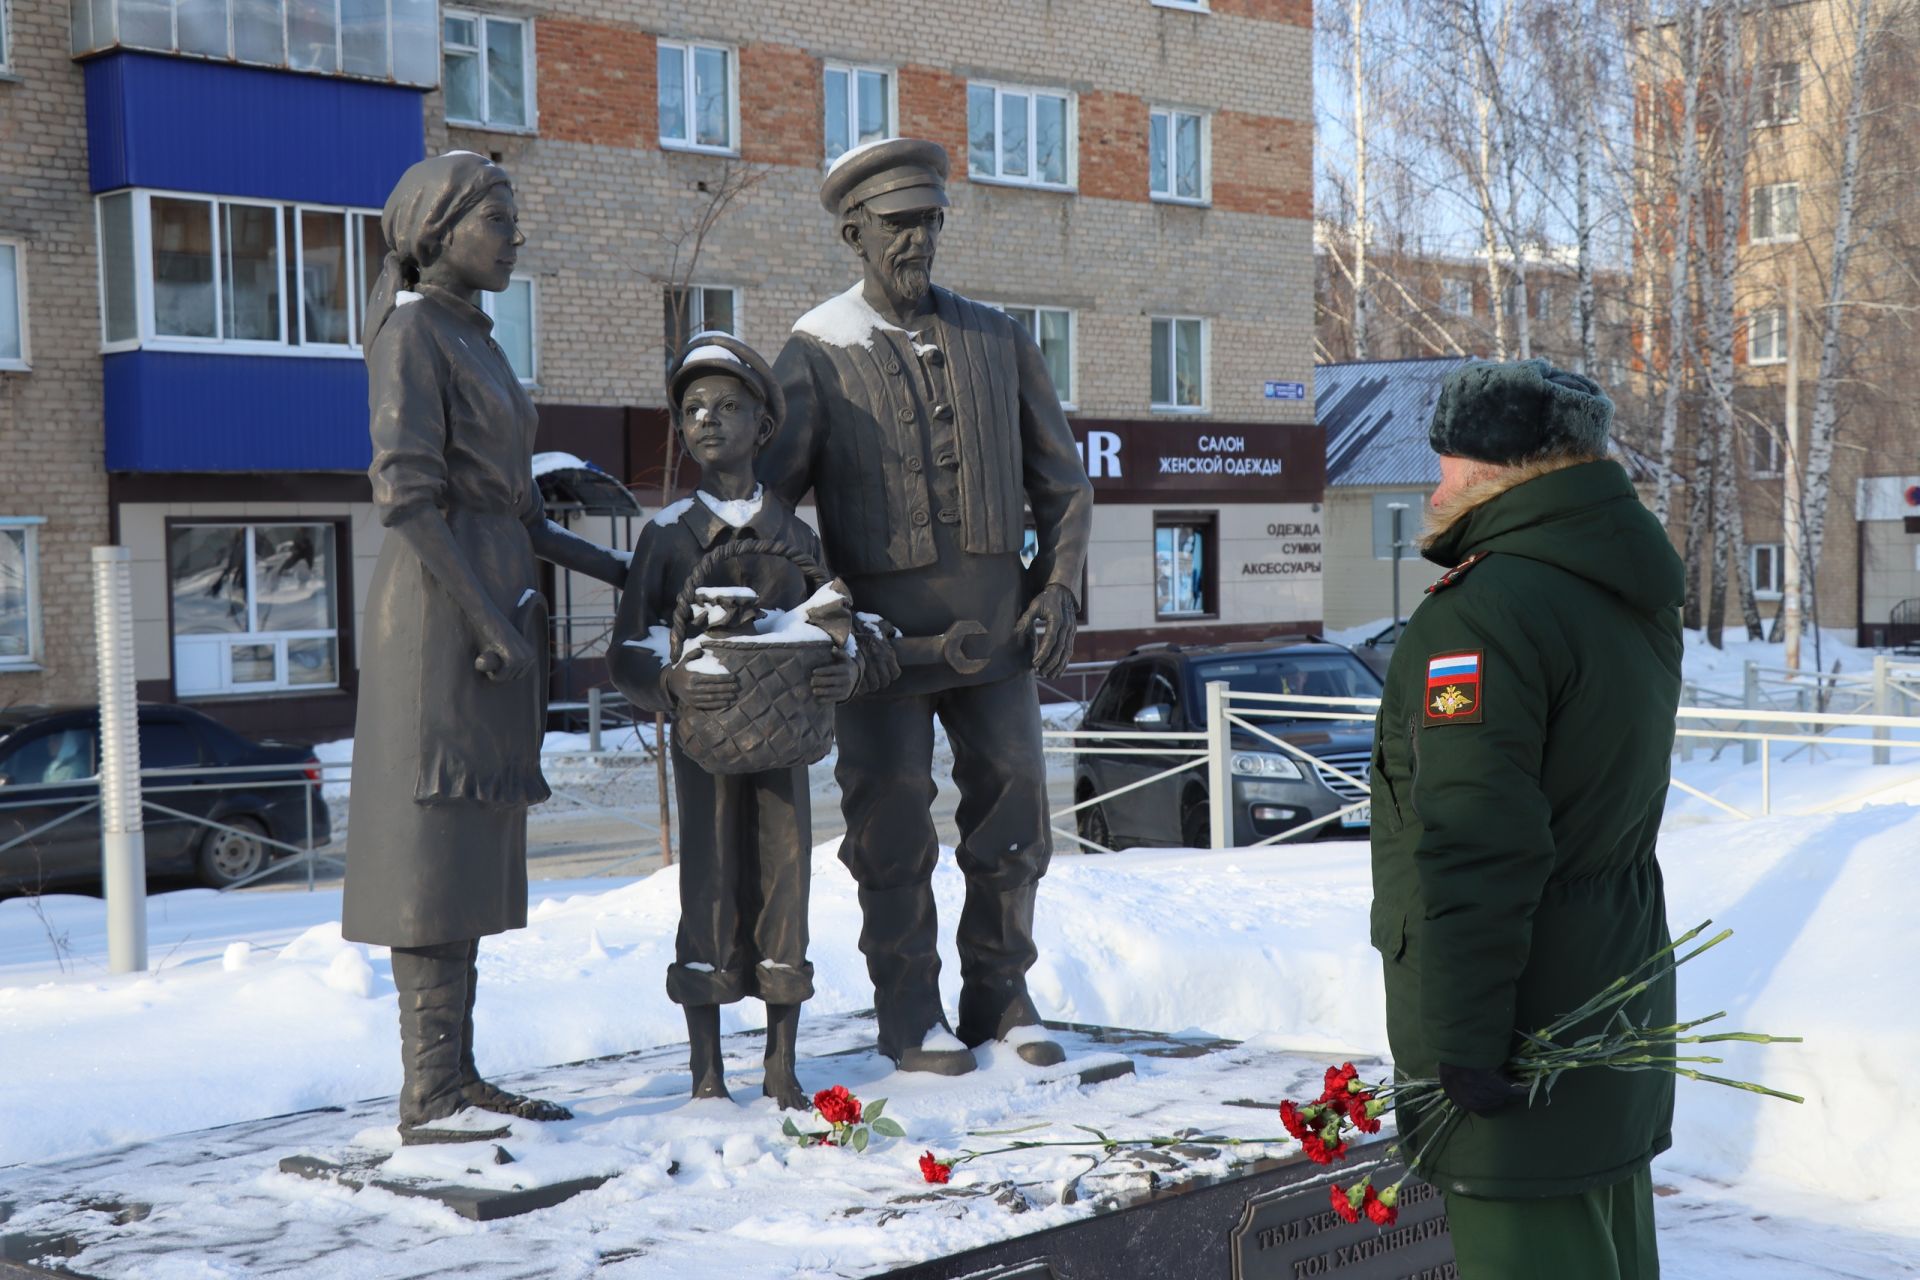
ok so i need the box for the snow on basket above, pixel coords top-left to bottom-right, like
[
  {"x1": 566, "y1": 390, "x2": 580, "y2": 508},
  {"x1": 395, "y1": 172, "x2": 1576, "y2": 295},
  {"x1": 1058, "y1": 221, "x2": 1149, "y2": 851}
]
[{"x1": 667, "y1": 538, "x2": 849, "y2": 775}]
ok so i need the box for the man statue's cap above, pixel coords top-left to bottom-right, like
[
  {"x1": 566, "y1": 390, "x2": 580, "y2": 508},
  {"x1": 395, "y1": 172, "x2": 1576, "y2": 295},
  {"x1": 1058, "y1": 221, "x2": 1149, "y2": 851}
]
[
  {"x1": 820, "y1": 137, "x2": 950, "y2": 216},
  {"x1": 667, "y1": 331, "x2": 786, "y2": 434}
]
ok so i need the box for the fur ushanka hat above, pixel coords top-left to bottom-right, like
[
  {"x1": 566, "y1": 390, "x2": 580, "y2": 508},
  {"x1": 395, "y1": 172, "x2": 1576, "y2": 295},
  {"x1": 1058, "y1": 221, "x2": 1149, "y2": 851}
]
[{"x1": 1428, "y1": 358, "x2": 1614, "y2": 465}]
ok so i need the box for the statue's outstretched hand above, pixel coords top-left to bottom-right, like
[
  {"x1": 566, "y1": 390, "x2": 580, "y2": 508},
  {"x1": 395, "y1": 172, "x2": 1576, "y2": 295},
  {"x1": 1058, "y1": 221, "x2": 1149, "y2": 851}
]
[{"x1": 1017, "y1": 584, "x2": 1078, "y2": 680}]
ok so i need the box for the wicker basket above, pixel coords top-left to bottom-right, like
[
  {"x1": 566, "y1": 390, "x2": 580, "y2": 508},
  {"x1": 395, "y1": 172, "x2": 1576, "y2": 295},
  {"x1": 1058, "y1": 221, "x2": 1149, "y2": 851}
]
[{"x1": 668, "y1": 538, "x2": 840, "y2": 775}]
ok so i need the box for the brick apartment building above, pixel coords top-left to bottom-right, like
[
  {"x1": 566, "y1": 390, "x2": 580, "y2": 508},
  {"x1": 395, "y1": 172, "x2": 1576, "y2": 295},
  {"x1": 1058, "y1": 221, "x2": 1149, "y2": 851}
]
[
  {"x1": 1634, "y1": 0, "x2": 1920, "y2": 646},
  {"x1": 0, "y1": 0, "x2": 1317, "y2": 740}
]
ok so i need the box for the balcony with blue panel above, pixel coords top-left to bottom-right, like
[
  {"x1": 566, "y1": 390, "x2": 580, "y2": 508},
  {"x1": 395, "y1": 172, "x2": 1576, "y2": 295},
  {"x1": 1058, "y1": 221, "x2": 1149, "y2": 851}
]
[{"x1": 79, "y1": 0, "x2": 432, "y2": 472}]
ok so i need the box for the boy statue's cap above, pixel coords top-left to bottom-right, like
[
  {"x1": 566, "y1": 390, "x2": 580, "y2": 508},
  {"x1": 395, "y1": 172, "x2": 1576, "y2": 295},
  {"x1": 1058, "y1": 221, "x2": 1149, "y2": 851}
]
[{"x1": 667, "y1": 331, "x2": 786, "y2": 433}]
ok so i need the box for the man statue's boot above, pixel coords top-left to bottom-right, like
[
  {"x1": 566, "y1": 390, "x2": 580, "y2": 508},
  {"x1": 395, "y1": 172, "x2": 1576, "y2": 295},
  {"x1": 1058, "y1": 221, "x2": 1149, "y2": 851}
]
[
  {"x1": 956, "y1": 881, "x2": 1066, "y2": 1067},
  {"x1": 762, "y1": 1004, "x2": 807, "y2": 1111},
  {"x1": 686, "y1": 1004, "x2": 731, "y2": 1101},
  {"x1": 858, "y1": 882, "x2": 974, "y2": 1076},
  {"x1": 455, "y1": 940, "x2": 572, "y2": 1121},
  {"x1": 392, "y1": 942, "x2": 507, "y2": 1145}
]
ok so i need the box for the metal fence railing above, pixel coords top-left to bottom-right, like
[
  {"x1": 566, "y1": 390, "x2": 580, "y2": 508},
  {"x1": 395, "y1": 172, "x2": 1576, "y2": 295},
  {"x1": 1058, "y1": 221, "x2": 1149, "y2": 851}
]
[{"x1": 9, "y1": 677, "x2": 1920, "y2": 910}]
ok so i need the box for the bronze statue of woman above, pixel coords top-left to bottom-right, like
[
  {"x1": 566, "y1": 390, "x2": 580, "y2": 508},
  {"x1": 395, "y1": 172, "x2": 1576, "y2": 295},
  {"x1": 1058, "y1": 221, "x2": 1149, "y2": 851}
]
[{"x1": 343, "y1": 152, "x2": 627, "y2": 1143}]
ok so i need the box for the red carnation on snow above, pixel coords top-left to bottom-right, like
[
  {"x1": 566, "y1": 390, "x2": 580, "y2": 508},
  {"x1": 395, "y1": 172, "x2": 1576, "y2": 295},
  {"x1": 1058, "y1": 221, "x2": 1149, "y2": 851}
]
[
  {"x1": 814, "y1": 1085, "x2": 863, "y2": 1126},
  {"x1": 919, "y1": 1151, "x2": 953, "y2": 1184},
  {"x1": 1280, "y1": 1100, "x2": 1311, "y2": 1140}
]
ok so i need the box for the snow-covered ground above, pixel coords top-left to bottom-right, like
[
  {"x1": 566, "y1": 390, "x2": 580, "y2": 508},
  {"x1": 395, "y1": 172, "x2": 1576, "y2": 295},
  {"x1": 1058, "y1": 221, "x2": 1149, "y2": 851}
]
[
  {"x1": 3, "y1": 806, "x2": 1918, "y2": 1274},
  {"x1": 5, "y1": 633, "x2": 1919, "y2": 1274}
]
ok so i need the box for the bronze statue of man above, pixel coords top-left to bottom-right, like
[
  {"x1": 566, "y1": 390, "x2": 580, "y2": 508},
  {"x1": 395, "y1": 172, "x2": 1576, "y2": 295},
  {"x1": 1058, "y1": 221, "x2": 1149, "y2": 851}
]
[{"x1": 762, "y1": 138, "x2": 1093, "y2": 1075}]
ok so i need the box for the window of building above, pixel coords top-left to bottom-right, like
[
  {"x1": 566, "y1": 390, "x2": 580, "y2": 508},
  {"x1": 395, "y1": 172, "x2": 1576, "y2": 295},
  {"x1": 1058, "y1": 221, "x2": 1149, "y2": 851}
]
[
  {"x1": 658, "y1": 41, "x2": 736, "y2": 153},
  {"x1": 442, "y1": 11, "x2": 533, "y2": 131},
  {"x1": 1154, "y1": 514, "x2": 1217, "y2": 619},
  {"x1": 1751, "y1": 543, "x2": 1784, "y2": 599},
  {"x1": 72, "y1": 0, "x2": 439, "y2": 86},
  {"x1": 663, "y1": 284, "x2": 739, "y2": 361},
  {"x1": 1760, "y1": 62, "x2": 1802, "y2": 125},
  {"x1": 1150, "y1": 316, "x2": 1207, "y2": 411},
  {"x1": 1748, "y1": 307, "x2": 1787, "y2": 365},
  {"x1": 1152, "y1": 0, "x2": 1211, "y2": 9},
  {"x1": 1751, "y1": 426, "x2": 1784, "y2": 478},
  {"x1": 481, "y1": 277, "x2": 536, "y2": 382},
  {"x1": 1535, "y1": 288, "x2": 1552, "y2": 324},
  {"x1": 824, "y1": 65, "x2": 894, "y2": 165},
  {"x1": 96, "y1": 191, "x2": 381, "y2": 355},
  {"x1": 0, "y1": 0, "x2": 10, "y2": 72},
  {"x1": 0, "y1": 241, "x2": 25, "y2": 370},
  {"x1": 1751, "y1": 183, "x2": 1799, "y2": 244},
  {"x1": 0, "y1": 518, "x2": 42, "y2": 669},
  {"x1": 1150, "y1": 108, "x2": 1208, "y2": 203},
  {"x1": 993, "y1": 304, "x2": 1074, "y2": 406},
  {"x1": 967, "y1": 83, "x2": 1072, "y2": 188},
  {"x1": 168, "y1": 522, "x2": 341, "y2": 697},
  {"x1": 1441, "y1": 277, "x2": 1473, "y2": 316}
]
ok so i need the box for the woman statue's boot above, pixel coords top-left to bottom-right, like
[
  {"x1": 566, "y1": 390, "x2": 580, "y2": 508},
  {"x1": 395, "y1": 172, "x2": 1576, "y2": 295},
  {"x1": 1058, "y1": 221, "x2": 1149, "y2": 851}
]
[
  {"x1": 762, "y1": 1004, "x2": 807, "y2": 1111},
  {"x1": 455, "y1": 940, "x2": 572, "y2": 1121},
  {"x1": 391, "y1": 942, "x2": 506, "y2": 1144},
  {"x1": 686, "y1": 1004, "x2": 730, "y2": 1101}
]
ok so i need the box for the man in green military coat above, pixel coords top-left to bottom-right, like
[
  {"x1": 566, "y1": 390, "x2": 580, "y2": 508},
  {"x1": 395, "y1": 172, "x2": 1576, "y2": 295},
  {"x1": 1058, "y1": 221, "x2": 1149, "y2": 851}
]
[{"x1": 1370, "y1": 360, "x2": 1685, "y2": 1278}]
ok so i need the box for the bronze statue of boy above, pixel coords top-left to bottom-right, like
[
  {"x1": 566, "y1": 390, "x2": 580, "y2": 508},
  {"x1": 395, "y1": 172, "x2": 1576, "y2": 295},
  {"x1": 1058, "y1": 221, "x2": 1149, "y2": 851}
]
[{"x1": 609, "y1": 333, "x2": 858, "y2": 1108}]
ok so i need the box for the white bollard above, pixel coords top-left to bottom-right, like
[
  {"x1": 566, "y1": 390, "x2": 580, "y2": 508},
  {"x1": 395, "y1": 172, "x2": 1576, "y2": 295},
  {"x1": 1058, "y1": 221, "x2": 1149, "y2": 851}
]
[
  {"x1": 92, "y1": 546, "x2": 147, "y2": 974},
  {"x1": 1205, "y1": 681, "x2": 1233, "y2": 850}
]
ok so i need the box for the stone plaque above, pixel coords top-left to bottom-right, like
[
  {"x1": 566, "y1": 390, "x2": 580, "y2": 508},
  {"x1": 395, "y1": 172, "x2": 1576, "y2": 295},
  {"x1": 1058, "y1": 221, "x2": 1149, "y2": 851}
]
[{"x1": 1230, "y1": 1166, "x2": 1453, "y2": 1280}]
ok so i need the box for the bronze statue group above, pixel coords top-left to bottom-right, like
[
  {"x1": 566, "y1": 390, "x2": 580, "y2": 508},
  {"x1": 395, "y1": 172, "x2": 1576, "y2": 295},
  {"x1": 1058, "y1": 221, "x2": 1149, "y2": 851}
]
[{"x1": 343, "y1": 142, "x2": 1680, "y2": 1279}]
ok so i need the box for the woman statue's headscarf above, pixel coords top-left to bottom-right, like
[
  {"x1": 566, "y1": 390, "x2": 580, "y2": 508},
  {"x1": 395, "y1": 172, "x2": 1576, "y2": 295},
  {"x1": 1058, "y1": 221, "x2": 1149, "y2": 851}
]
[{"x1": 362, "y1": 151, "x2": 513, "y2": 350}]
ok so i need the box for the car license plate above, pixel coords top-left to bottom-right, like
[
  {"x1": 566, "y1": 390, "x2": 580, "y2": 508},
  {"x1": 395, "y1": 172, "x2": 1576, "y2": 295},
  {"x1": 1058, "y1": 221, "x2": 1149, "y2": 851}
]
[{"x1": 1340, "y1": 806, "x2": 1371, "y2": 829}]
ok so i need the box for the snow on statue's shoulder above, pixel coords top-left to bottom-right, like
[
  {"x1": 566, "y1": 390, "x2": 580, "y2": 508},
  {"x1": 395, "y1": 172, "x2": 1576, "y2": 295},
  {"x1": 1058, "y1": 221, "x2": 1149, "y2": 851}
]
[
  {"x1": 395, "y1": 290, "x2": 423, "y2": 306},
  {"x1": 793, "y1": 283, "x2": 907, "y2": 350},
  {"x1": 651, "y1": 497, "x2": 696, "y2": 528}
]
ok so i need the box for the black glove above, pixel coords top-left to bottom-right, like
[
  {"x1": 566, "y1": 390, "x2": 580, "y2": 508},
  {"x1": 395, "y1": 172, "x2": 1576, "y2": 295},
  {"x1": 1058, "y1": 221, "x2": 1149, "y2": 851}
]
[{"x1": 1438, "y1": 1062, "x2": 1525, "y2": 1117}]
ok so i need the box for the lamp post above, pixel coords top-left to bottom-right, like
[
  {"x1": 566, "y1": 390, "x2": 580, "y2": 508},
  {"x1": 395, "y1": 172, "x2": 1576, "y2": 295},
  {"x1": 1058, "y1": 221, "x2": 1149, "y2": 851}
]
[{"x1": 1388, "y1": 501, "x2": 1410, "y2": 634}]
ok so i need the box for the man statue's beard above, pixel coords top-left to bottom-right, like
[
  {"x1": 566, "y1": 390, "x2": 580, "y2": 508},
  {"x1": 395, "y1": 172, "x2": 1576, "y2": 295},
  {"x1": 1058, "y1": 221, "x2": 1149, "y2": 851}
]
[{"x1": 885, "y1": 258, "x2": 932, "y2": 303}]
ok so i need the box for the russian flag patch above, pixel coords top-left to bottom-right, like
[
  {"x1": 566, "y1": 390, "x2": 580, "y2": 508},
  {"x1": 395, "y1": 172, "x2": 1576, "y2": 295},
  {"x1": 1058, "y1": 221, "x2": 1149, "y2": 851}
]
[{"x1": 1424, "y1": 651, "x2": 1483, "y2": 725}]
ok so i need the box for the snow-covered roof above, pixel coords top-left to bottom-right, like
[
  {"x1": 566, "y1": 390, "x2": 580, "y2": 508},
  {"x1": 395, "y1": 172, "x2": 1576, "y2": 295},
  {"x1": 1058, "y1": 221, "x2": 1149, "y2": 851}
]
[
  {"x1": 1321, "y1": 356, "x2": 1665, "y2": 489},
  {"x1": 1319, "y1": 357, "x2": 1468, "y2": 488}
]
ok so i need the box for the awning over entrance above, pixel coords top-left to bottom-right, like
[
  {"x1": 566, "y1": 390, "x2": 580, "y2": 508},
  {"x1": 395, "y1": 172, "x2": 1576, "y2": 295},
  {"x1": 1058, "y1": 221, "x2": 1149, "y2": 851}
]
[{"x1": 532, "y1": 452, "x2": 644, "y2": 517}]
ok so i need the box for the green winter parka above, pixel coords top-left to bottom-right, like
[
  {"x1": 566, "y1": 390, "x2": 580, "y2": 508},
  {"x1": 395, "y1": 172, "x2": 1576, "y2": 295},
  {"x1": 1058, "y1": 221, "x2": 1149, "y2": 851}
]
[{"x1": 1369, "y1": 458, "x2": 1684, "y2": 1199}]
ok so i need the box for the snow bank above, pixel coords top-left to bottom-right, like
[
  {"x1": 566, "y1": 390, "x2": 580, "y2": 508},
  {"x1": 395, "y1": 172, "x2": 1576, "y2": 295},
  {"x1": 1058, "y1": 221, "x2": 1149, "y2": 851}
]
[{"x1": 0, "y1": 810, "x2": 1910, "y2": 1238}]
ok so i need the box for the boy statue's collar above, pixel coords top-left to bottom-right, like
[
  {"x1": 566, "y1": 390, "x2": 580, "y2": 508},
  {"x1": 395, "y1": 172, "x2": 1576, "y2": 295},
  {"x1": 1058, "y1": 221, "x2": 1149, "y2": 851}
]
[{"x1": 681, "y1": 484, "x2": 788, "y2": 548}]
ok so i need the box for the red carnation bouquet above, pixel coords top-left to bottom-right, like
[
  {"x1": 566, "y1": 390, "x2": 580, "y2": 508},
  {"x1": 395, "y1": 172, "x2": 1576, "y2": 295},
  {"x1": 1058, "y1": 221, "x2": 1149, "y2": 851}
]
[
  {"x1": 1282, "y1": 921, "x2": 1803, "y2": 1225},
  {"x1": 784, "y1": 1086, "x2": 906, "y2": 1152}
]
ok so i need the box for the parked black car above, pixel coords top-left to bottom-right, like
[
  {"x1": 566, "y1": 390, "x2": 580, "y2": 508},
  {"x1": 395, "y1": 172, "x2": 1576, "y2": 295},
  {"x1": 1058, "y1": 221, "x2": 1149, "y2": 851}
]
[
  {"x1": 1074, "y1": 640, "x2": 1382, "y2": 849},
  {"x1": 0, "y1": 704, "x2": 330, "y2": 892}
]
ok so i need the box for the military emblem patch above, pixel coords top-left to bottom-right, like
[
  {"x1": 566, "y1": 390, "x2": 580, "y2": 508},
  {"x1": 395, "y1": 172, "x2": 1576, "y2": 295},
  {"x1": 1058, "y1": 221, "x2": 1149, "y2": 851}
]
[{"x1": 1424, "y1": 651, "x2": 1484, "y2": 725}]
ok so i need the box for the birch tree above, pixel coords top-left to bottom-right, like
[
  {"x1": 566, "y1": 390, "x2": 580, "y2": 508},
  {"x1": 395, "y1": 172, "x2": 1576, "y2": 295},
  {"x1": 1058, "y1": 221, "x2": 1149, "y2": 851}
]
[
  {"x1": 1698, "y1": 0, "x2": 1764, "y2": 641},
  {"x1": 1795, "y1": 0, "x2": 1880, "y2": 636}
]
